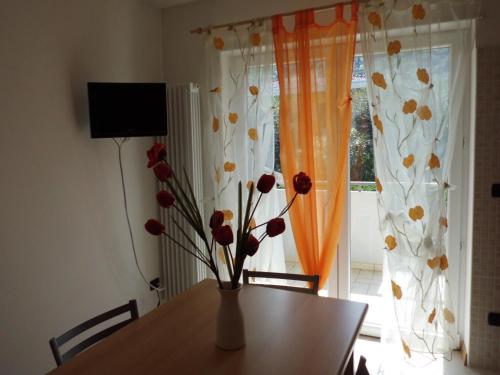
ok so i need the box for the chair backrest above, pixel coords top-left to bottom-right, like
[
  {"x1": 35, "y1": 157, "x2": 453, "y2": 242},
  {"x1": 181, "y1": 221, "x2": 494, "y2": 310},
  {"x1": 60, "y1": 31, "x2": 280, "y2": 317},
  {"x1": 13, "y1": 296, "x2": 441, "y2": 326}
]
[
  {"x1": 49, "y1": 300, "x2": 139, "y2": 366},
  {"x1": 242, "y1": 270, "x2": 320, "y2": 295}
]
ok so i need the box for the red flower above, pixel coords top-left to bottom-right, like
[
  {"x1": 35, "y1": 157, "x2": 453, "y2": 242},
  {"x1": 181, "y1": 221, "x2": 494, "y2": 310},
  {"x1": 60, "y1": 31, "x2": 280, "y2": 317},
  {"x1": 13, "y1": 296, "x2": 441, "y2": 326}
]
[
  {"x1": 245, "y1": 234, "x2": 260, "y2": 256},
  {"x1": 266, "y1": 218, "x2": 285, "y2": 237},
  {"x1": 153, "y1": 163, "x2": 173, "y2": 181},
  {"x1": 145, "y1": 219, "x2": 165, "y2": 235},
  {"x1": 209, "y1": 210, "x2": 225, "y2": 229},
  {"x1": 212, "y1": 225, "x2": 234, "y2": 246},
  {"x1": 157, "y1": 190, "x2": 175, "y2": 208},
  {"x1": 256, "y1": 174, "x2": 276, "y2": 193},
  {"x1": 293, "y1": 172, "x2": 312, "y2": 194},
  {"x1": 147, "y1": 143, "x2": 166, "y2": 168}
]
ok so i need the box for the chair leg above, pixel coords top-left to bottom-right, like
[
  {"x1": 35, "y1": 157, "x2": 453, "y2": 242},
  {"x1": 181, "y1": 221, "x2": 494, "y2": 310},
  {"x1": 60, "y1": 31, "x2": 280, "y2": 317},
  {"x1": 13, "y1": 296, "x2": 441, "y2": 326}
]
[{"x1": 355, "y1": 355, "x2": 369, "y2": 375}]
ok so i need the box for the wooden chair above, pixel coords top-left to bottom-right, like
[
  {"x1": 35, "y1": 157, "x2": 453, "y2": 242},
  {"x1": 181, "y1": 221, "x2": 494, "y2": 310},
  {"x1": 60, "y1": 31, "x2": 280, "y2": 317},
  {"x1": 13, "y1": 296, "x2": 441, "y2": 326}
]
[
  {"x1": 242, "y1": 270, "x2": 320, "y2": 295},
  {"x1": 355, "y1": 355, "x2": 370, "y2": 375},
  {"x1": 49, "y1": 300, "x2": 139, "y2": 366}
]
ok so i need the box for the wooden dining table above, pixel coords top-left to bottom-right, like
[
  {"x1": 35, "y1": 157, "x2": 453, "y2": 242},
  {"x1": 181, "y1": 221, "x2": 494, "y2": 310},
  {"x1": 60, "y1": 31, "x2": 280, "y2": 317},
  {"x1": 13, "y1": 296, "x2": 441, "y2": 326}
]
[{"x1": 48, "y1": 279, "x2": 368, "y2": 375}]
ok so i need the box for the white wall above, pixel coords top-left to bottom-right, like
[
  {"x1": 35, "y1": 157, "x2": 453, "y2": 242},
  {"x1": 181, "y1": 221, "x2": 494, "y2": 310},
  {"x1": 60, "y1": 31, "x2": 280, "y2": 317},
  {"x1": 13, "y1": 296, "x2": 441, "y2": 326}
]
[
  {"x1": 0, "y1": 1, "x2": 163, "y2": 373},
  {"x1": 161, "y1": 0, "x2": 335, "y2": 84}
]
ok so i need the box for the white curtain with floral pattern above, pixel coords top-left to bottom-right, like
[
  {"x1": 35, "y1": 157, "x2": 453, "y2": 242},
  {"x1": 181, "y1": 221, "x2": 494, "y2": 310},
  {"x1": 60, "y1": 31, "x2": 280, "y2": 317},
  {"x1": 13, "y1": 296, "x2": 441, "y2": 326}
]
[
  {"x1": 202, "y1": 21, "x2": 286, "y2": 279},
  {"x1": 359, "y1": 0, "x2": 477, "y2": 366}
]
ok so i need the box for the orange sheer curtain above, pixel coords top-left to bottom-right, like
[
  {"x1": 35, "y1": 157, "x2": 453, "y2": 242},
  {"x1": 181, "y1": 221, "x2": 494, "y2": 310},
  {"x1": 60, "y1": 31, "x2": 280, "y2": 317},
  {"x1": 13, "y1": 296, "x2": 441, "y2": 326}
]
[{"x1": 272, "y1": 4, "x2": 357, "y2": 289}]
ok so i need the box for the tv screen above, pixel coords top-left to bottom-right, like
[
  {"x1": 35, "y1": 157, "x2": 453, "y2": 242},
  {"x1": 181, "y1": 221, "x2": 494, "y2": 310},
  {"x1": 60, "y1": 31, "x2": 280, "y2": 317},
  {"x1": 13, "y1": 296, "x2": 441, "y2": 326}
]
[{"x1": 88, "y1": 82, "x2": 168, "y2": 138}]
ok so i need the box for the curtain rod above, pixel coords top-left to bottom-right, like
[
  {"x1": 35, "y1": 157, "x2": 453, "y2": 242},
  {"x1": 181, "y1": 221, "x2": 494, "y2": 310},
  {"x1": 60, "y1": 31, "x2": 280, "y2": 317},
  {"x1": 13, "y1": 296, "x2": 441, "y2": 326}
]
[{"x1": 190, "y1": 0, "x2": 369, "y2": 34}]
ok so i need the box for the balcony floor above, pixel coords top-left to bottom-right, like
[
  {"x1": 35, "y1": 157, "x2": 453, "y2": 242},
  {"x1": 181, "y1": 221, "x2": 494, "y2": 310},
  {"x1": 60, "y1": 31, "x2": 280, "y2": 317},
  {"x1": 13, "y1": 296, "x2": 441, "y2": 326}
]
[{"x1": 350, "y1": 267, "x2": 385, "y2": 331}]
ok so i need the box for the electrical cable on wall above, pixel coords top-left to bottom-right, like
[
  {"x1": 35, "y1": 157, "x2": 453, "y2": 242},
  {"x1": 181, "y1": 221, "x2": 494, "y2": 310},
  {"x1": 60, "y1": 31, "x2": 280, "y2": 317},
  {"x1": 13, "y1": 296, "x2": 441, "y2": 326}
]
[{"x1": 112, "y1": 138, "x2": 163, "y2": 308}]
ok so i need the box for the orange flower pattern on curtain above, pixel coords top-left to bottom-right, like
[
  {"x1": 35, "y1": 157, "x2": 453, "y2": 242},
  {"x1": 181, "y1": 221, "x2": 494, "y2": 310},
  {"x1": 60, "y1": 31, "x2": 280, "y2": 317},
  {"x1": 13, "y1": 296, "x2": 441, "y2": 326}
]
[
  {"x1": 203, "y1": 21, "x2": 286, "y2": 278},
  {"x1": 272, "y1": 5, "x2": 358, "y2": 289},
  {"x1": 359, "y1": 0, "x2": 477, "y2": 362}
]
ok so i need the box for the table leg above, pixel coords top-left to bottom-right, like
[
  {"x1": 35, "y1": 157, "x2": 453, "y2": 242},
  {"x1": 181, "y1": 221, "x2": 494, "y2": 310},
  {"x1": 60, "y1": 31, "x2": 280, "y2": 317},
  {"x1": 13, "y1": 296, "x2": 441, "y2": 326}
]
[{"x1": 343, "y1": 353, "x2": 354, "y2": 375}]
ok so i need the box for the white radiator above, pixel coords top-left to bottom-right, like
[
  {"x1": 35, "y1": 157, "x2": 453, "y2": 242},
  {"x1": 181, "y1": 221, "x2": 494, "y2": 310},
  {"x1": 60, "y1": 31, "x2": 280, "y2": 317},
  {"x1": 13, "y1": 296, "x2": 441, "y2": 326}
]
[{"x1": 159, "y1": 83, "x2": 206, "y2": 300}]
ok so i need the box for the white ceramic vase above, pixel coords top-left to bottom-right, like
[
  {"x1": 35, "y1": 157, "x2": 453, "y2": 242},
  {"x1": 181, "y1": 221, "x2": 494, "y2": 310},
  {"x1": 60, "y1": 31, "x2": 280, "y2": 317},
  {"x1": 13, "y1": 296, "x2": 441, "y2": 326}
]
[{"x1": 215, "y1": 283, "x2": 245, "y2": 350}]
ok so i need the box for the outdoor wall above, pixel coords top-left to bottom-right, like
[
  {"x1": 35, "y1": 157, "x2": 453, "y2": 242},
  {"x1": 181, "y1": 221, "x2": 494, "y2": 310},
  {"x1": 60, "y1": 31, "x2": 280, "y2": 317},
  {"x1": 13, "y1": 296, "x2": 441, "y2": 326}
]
[
  {"x1": 0, "y1": 1, "x2": 163, "y2": 373},
  {"x1": 350, "y1": 191, "x2": 384, "y2": 268}
]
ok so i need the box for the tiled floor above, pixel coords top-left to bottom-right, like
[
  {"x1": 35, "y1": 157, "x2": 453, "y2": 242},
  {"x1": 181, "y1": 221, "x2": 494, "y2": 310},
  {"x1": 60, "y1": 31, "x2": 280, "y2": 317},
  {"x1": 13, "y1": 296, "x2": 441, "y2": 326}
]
[
  {"x1": 354, "y1": 337, "x2": 498, "y2": 375},
  {"x1": 351, "y1": 268, "x2": 383, "y2": 296},
  {"x1": 351, "y1": 268, "x2": 385, "y2": 328}
]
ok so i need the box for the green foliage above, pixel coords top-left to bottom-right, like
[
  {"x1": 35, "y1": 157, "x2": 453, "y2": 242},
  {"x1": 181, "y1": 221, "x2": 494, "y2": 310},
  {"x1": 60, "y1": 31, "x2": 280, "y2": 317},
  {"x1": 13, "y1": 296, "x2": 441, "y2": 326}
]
[
  {"x1": 350, "y1": 87, "x2": 375, "y2": 182},
  {"x1": 273, "y1": 95, "x2": 281, "y2": 173},
  {"x1": 350, "y1": 182, "x2": 376, "y2": 192}
]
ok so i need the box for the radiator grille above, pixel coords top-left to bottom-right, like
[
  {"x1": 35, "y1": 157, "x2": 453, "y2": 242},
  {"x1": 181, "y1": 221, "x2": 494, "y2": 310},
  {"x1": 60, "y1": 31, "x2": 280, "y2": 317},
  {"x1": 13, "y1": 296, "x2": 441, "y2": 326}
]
[{"x1": 159, "y1": 83, "x2": 206, "y2": 300}]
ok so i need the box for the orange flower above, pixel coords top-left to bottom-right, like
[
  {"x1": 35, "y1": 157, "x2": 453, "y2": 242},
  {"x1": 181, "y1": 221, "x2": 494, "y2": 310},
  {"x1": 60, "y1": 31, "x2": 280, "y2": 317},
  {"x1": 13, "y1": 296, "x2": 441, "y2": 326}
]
[
  {"x1": 249, "y1": 217, "x2": 257, "y2": 229},
  {"x1": 373, "y1": 115, "x2": 384, "y2": 134},
  {"x1": 224, "y1": 161, "x2": 236, "y2": 172},
  {"x1": 372, "y1": 72, "x2": 387, "y2": 90},
  {"x1": 228, "y1": 112, "x2": 238, "y2": 124},
  {"x1": 391, "y1": 280, "x2": 402, "y2": 299},
  {"x1": 385, "y1": 235, "x2": 397, "y2": 250},
  {"x1": 250, "y1": 32, "x2": 261, "y2": 46},
  {"x1": 248, "y1": 128, "x2": 258, "y2": 141},
  {"x1": 212, "y1": 117, "x2": 220, "y2": 132},
  {"x1": 409, "y1": 205, "x2": 424, "y2": 221},
  {"x1": 368, "y1": 11, "x2": 382, "y2": 28},
  {"x1": 249, "y1": 86, "x2": 259, "y2": 96},
  {"x1": 403, "y1": 99, "x2": 417, "y2": 114},
  {"x1": 223, "y1": 209, "x2": 234, "y2": 221},
  {"x1": 417, "y1": 105, "x2": 432, "y2": 120},
  {"x1": 444, "y1": 308, "x2": 455, "y2": 324},
  {"x1": 427, "y1": 257, "x2": 440, "y2": 269},
  {"x1": 375, "y1": 177, "x2": 382, "y2": 193},
  {"x1": 402, "y1": 154, "x2": 415, "y2": 168},
  {"x1": 417, "y1": 68, "x2": 430, "y2": 84},
  {"x1": 210, "y1": 86, "x2": 222, "y2": 94},
  {"x1": 428, "y1": 308, "x2": 436, "y2": 324},
  {"x1": 213, "y1": 37, "x2": 224, "y2": 50},
  {"x1": 412, "y1": 4, "x2": 426, "y2": 20},
  {"x1": 440, "y1": 255, "x2": 449, "y2": 270},
  {"x1": 387, "y1": 40, "x2": 402, "y2": 56},
  {"x1": 439, "y1": 216, "x2": 448, "y2": 228},
  {"x1": 402, "y1": 340, "x2": 412, "y2": 358},
  {"x1": 428, "y1": 153, "x2": 440, "y2": 169}
]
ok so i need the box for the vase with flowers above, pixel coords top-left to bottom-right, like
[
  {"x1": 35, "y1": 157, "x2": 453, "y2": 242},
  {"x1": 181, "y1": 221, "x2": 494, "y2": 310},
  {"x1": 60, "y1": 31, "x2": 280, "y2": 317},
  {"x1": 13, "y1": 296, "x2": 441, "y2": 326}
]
[{"x1": 144, "y1": 142, "x2": 312, "y2": 350}]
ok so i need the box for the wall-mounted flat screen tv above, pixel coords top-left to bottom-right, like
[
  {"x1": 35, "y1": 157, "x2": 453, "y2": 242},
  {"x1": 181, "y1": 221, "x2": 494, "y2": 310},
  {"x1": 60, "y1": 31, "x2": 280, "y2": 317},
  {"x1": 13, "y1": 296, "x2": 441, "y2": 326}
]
[{"x1": 88, "y1": 82, "x2": 167, "y2": 138}]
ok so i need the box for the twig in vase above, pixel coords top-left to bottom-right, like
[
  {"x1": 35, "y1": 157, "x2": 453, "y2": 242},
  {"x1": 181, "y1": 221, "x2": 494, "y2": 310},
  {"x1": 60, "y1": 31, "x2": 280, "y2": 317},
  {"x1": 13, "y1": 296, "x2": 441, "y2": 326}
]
[{"x1": 144, "y1": 143, "x2": 312, "y2": 290}]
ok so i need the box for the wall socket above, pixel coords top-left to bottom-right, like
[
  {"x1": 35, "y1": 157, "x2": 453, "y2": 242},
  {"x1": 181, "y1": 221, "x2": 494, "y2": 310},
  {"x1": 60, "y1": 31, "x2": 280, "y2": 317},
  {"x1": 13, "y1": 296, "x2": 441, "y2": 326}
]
[
  {"x1": 487, "y1": 312, "x2": 500, "y2": 327},
  {"x1": 491, "y1": 183, "x2": 500, "y2": 197},
  {"x1": 149, "y1": 277, "x2": 160, "y2": 291}
]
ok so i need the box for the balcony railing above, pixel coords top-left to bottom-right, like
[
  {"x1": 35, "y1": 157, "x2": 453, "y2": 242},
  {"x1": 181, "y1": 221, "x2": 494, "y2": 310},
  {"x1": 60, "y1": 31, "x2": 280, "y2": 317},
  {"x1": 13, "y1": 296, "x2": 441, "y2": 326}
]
[{"x1": 350, "y1": 181, "x2": 376, "y2": 192}]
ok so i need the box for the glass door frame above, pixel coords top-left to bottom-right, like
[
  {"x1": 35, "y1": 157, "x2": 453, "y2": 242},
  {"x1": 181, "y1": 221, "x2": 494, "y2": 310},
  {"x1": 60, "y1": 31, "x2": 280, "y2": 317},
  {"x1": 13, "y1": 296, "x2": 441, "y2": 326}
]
[{"x1": 329, "y1": 28, "x2": 471, "y2": 342}]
